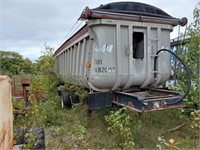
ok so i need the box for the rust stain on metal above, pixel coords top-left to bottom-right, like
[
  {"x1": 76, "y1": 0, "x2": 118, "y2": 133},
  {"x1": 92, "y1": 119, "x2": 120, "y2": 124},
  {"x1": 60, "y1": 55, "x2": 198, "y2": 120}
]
[
  {"x1": 21, "y1": 78, "x2": 30, "y2": 101},
  {"x1": 152, "y1": 101, "x2": 161, "y2": 109},
  {"x1": 0, "y1": 76, "x2": 13, "y2": 150},
  {"x1": 0, "y1": 129, "x2": 6, "y2": 145},
  {"x1": 127, "y1": 101, "x2": 135, "y2": 108},
  {"x1": 143, "y1": 105, "x2": 184, "y2": 113}
]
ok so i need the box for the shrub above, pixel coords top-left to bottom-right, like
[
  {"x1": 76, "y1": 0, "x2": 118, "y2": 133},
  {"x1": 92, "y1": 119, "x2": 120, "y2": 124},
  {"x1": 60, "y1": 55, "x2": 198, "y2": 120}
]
[{"x1": 105, "y1": 107, "x2": 141, "y2": 149}]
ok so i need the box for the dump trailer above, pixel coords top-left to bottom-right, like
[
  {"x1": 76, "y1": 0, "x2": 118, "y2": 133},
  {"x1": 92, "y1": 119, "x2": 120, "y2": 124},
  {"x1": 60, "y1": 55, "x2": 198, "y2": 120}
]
[{"x1": 54, "y1": 2, "x2": 190, "y2": 112}]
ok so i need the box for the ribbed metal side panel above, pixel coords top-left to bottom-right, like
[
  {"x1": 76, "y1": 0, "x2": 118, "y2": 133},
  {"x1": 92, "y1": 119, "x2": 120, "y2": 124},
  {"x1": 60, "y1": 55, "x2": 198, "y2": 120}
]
[{"x1": 56, "y1": 19, "x2": 172, "y2": 91}]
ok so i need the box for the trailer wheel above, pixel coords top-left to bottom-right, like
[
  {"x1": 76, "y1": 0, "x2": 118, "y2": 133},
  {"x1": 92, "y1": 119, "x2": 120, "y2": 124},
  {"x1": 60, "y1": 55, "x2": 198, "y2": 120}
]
[
  {"x1": 60, "y1": 91, "x2": 72, "y2": 109},
  {"x1": 14, "y1": 127, "x2": 45, "y2": 149},
  {"x1": 14, "y1": 128, "x2": 26, "y2": 145},
  {"x1": 25, "y1": 127, "x2": 45, "y2": 149}
]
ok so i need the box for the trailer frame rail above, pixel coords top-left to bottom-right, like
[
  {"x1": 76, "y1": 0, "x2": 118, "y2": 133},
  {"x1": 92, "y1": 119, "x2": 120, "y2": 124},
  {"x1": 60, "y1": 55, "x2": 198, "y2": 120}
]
[{"x1": 88, "y1": 89, "x2": 185, "y2": 112}]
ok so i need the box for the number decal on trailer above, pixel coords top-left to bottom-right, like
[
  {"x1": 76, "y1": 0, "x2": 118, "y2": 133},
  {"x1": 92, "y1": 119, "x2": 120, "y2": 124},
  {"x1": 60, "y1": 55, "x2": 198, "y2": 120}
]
[
  {"x1": 95, "y1": 67, "x2": 115, "y2": 73},
  {"x1": 94, "y1": 59, "x2": 102, "y2": 65}
]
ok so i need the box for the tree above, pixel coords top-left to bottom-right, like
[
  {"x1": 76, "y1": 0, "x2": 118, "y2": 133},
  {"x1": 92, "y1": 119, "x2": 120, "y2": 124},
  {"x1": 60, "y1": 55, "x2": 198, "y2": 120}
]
[
  {"x1": 34, "y1": 44, "x2": 62, "y2": 83},
  {"x1": 178, "y1": 1, "x2": 200, "y2": 117},
  {"x1": 35, "y1": 44, "x2": 55, "y2": 73},
  {"x1": 30, "y1": 45, "x2": 62, "y2": 99},
  {"x1": 0, "y1": 51, "x2": 24, "y2": 76},
  {"x1": 22, "y1": 58, "x2": 35, "y2": 74},
  {"x1": 0, "y1": 50, "x2": 34, "y2": 76}
]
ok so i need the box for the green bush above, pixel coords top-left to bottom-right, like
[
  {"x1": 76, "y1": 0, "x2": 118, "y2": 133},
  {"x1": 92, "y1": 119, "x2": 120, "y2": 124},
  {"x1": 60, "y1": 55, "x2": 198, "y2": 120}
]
[
  {"x1": 58, "y1": 78, "x2": 88, "y2": 101},
  {"x1": 173, "y1": 3, "x2": 200, "y2": 132},
  {"x1": 105, "y1": 107, "x2": 141, "y2": 149}
]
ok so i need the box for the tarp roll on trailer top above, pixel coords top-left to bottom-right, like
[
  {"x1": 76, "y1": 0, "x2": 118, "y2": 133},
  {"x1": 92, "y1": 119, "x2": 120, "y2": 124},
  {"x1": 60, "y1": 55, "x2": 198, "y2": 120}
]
[
  {"x1": 0, "y1": 76, "x2": 13, "y2": 150},
  {"x1": 94, "y1": 2, "x2": 173, "y2": 18}
]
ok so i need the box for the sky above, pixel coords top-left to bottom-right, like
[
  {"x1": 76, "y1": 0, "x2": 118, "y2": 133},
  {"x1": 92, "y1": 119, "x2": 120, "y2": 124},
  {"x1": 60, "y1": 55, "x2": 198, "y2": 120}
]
[{"x1": 0, "y1": 0, "x2": 199, "y2": 61}]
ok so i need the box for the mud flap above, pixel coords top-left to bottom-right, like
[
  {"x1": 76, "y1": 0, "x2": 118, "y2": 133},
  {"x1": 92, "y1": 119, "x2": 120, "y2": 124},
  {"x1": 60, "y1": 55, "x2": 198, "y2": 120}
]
[{"x1": 87, "y1": 92, "x2": 112, "y2": 109}]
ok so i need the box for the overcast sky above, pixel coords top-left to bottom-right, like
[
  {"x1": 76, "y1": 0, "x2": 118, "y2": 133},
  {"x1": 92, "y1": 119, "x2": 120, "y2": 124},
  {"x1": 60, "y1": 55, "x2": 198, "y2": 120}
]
[{"x1": 0, "y1": 0, "x2": 198, "y2": 61}]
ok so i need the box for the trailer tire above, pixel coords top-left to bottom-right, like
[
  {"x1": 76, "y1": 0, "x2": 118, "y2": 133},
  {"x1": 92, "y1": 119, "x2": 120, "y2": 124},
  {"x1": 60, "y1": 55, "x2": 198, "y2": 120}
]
[
  {"x1": 25, "y1": 127, "x2": 45, "y2": 149},
  {"x1": 60, "y1": 91, "x2": 72, "y2": 109},
  {"x1": 14, "y1": 127, "x2": 45, "y2": 149},
  {"x1": 14, "y1": 128, "x2": 26, "y2": 145}
]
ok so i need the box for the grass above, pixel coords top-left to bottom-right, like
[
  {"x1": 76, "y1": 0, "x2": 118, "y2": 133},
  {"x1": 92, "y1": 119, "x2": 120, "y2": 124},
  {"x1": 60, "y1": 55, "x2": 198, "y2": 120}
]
[
  {"x1": 13, "y1": 93, "x2": 199, "y2": 149},
  {"x1": 12, "y1": 74, "x2": 199, "y2": 149},
  {"x1": 44, "y1": 104, "x2": 199, "y2": 149},
  {"x1": 44, "y1": 105, "x2": 116, "y2": 149},
  {"x1": 13, "y1": 95, "x2": 199, "y2": 149}
]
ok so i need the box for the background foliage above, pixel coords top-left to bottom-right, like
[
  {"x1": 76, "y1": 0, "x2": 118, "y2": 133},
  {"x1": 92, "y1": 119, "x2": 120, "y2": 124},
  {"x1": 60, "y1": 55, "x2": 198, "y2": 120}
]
[
  {"x1": 175, "y1": 2, "x2": 200, "y2": 120},
  {"x1": 0, "y1": 51, "x2": 35, "y2": 76}
]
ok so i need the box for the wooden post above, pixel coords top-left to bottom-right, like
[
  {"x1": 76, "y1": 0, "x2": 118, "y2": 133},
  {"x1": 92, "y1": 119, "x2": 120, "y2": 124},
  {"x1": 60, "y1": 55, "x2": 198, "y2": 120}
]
[{"x1": 0, "y1": 76, "x2": 13, "y2": 150}]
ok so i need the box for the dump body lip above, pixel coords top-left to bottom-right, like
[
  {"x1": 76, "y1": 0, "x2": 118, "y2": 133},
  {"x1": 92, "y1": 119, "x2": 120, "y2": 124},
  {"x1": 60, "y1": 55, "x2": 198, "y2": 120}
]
[
  {"x1": 79, "y1": 7, "x2": 183, "y2": 26},
  {"x1": 78, "y1": 1, "x2": 187, "y2": 26}
]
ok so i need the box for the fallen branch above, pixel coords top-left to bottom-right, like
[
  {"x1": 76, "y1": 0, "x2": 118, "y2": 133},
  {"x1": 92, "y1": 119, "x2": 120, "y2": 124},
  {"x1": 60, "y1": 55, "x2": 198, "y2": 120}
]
[{"x1": 163, "y1": 123, "x2": 187, "y2": 134}]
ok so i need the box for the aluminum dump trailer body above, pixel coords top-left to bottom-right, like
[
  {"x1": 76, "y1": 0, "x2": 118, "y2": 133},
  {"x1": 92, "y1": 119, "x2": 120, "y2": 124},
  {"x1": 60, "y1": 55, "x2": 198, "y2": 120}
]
[{"x1": 54, "y1": 2, "x2": 186, "y2": 92}]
